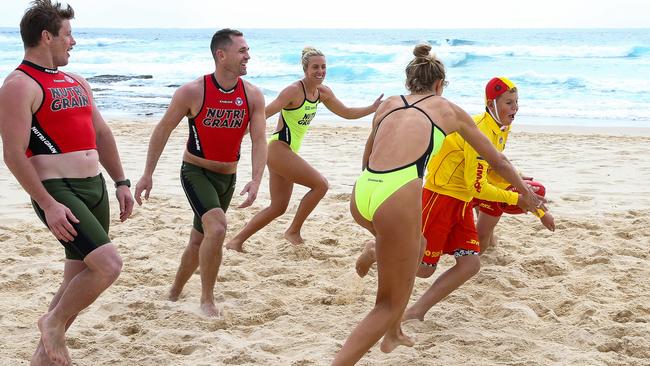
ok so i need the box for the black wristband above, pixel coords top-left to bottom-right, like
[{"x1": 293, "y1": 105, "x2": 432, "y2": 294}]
[{"x1": 115, "y1": 179, "x2": 131, "y2": 188}]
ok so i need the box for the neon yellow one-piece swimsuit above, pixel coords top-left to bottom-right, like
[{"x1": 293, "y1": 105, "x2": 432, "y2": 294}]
[
  {"x1": 269, "y1": 81, "x2": 319, "y2": 153},
  {"x1": 354, "y1": 95, "x2": 446, "y2": 221}
]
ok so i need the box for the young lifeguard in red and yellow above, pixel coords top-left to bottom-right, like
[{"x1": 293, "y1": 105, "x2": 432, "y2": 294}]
[
  {"x1": 401, "y1": 76, "x2": 552, "y2": 322},
  {"x1": 471, "y1": 77, "x2": 555, "y2": 252}
]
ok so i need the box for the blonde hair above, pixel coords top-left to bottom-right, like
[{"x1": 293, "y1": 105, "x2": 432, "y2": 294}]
[
  {"x1": 405, "y1": 43, "x2": 446, "y2": 94},
  {"x1": 301, "y1": 46, "x2": 325, "y2": 71}
]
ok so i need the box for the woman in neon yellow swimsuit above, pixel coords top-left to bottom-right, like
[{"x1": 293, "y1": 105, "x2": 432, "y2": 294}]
[
  {"x1": 332, "y1": 44, "x2": 544, "y2": 365},
  {"x1": 226, "y1": 47, "x2": 383, "y2": 251}
]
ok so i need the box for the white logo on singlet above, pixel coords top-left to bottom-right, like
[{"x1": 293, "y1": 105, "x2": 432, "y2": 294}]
[
  {"x1": 192, "y1": 125, "x2": 201, "y2": 151},
  {"x1": 31, "y1": 127, "x2": 58, "y2": 153}
]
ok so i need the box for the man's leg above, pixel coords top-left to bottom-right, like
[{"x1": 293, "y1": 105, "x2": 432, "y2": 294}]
[
  {"x1": 38, "y1": 244, "x2": 122, "y2": 366},
  {"x1": 198, "y1": 208, "x2": 227, "y2": 317},
  {"x1": 169, "y1": 229, "x2": 203, "y2": 301},
  {"x1": 31, "y1": 260, "x2": 86, "y2": 366}
]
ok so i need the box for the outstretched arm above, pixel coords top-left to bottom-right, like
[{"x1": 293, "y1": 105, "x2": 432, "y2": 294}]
[
  {"x1": 135, "y1": 84, "x2": 195, "y2": 205},
  {"x1": 453, "y1": 104, "x2": 543, "y2": 213},
  {"x1": 0, "y1": 74, "x2": 79, "y2": 241},
  {"x1": 320, "y1": 85, "x2": 383, "y2": 120},
  {"x1": 239, "y1": 83, "x2": 267, "y2": 208}
]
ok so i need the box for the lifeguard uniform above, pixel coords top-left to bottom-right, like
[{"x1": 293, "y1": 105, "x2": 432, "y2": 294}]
[
  {"x1": 181, "y1": 74, "x2": 250, "y2": 233},
  {"x1": 420, "y1": 110, "x2": 518, "y2": 267},
  {"x1": 17, "y1": 60, "x2": 110, "y2": 260}
]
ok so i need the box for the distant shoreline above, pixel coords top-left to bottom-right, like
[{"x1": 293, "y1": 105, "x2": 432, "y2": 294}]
[{"x1": 103, "y1": 112, "x2": 650, "y2": 136}]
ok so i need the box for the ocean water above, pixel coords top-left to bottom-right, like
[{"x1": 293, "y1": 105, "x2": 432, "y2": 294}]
[{"x1": 1, "y1": 28, "x2": 648, "y2": 127}]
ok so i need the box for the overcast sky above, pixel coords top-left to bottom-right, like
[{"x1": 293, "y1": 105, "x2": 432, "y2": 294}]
[{"x1": 1, "y1": 0, "x2": 648, "y2": 29}]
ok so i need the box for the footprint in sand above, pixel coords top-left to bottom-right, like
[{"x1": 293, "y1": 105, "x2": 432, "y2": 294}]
[
  {"x1": 168, "y1": 344, "x2": 203, "y2": 356},
  {"x1": 612, "y1": 309, "x2": 634, "y2": 323},
  {"x1": 120, "y1": 324, "x2": 144, "y2": 336},
  {"x1": 553, "y1": 300, "x2": 575, "y2": 317},
  {"x1": 331, "y1": 193, "x2": 350, "y2": 201},
  {"x1": 615, "y1": 231, "x2": 634, "y2": 240},
  {"x1": 319, "y1": 238, "x2": 339, "y2": 246},
  {"x1": 18, "y1": 246, "x2": 44, "y2": 257},
  {"x1": 521, "y1": 256, "x2": 569, "y2": 277}
]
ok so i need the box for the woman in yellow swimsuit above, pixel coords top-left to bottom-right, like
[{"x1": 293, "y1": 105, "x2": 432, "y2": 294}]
[
  {"x1": 332, "y1": 44, "x2": 544, "y2": 365},
  {"x1": 226, "y1": 47, "x2": 383, "y2": 251}
]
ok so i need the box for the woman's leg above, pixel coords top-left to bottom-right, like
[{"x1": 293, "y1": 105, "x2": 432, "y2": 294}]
[
  {"x1": 225, "y1": 167, "x2": 293, "y2": 252},
  {"x1": 333, "y1": 180, "x2": 421, "y2": 365},
  {"x1": 266, "y1": 142, "x2": 328, "y2": 245}
]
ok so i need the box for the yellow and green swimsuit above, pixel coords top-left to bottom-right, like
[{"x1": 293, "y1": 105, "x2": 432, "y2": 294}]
[
  {"x1": 354, "y1": 95, "x2": 446, "y2": 221},
  {"x1": 269, "y1": 80, "x2": 319, "y2": 153}
]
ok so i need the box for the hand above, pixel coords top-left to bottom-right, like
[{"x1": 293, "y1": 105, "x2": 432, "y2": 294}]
[
  {"x1": 540, "y1": 212, "x2": 555, "y2": 232},
  {"x1": 116, "y1": 185, "x2": 134, "y2": 222},
  {"x1": 371, "y1": 94, "x2": 384, "y2": 112},
  {"x1": 42, "y1": 201, "x2": 79, "y2": 242},
  {"x1": 134, "y1": 175, "x2": 153, "y2": 206},
  {"x1": 516, "y1": 190, "x2": 546, "y2": 214},
  {"x1": 237, "y1": 180, "x2": 260, "y2": 208}
]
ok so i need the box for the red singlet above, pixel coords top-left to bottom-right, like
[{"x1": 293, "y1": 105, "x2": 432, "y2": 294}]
[
  {"x1": 186, "y1": 74, "x2": 250, "y2": 162},
  {"x1": 17, "y1": 60, "x2": 96, "y2": 157}
]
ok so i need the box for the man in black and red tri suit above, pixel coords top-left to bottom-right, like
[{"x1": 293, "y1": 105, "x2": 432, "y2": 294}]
[
  {"x1": 135, "y1": 28, "x2": 267, "y2": 317},
  {"x1": 0, "y1": 1, "x2": 134, "y2": 365}
]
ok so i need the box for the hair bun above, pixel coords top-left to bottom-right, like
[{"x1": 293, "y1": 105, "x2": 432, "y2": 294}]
[{"x1": 413, "y1": 43, "x2": 432, "y2": 58}]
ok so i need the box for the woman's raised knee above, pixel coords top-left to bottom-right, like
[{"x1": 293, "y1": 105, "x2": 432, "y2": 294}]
[
  {"x1": 267, "y1": 203, "x2": 289, "y2": 218},
  {"x1": 313, "y1": 176, "x2": 329, "y2": 195}
]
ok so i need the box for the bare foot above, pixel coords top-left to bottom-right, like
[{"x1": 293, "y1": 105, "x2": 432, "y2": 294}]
[
  {"x1": 168, "y1": 286, "x2": 182, "y2": 302},
  {"x1": 38, "y1": 313, "x2": 71, "y2": 366},
  {"x1": 225, "y1": 238, "x2": 245, "y2": 253},
  {"x1": 379, "y1": 331, "x2": 415, "y2": 353},
  {"x1": 355, "y1": 240, "x2": 376, "y2": 277},
  {"x1": 401, "y1": 307, "x2": 424, "y2": 322},
  {"x1": 284, "y1": 230, "x2": 304, "y2": 245},
  {"x1": 31, "y1": 340, "x2": 55, "y2": 366},
  {"x1": 200, "y1": 301, "x2": 223, "y2": 318}
]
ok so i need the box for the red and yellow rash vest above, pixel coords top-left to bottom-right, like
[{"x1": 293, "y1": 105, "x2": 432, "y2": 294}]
[
  {"x1": 423, "y1": 110, "x2": 518, "y2": 205},
  {"x1": 17, "y1": 60, "x2": 95, "y2": 157},
  {"x1": 186, "y1": 74, "x2": 250, "y2": 162}
]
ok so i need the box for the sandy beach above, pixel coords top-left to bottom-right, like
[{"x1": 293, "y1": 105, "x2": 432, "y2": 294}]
[{"x1": 1, "y1": 118, "x2": 649, "y2": 365}]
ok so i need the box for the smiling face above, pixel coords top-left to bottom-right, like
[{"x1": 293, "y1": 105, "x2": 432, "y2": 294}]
[
  {"x1": 304, "y1": 55, "x2": 326, "y2": 84},
  {"x1": 489, "y1": 89, "x2": 519, "y2": 126},
  {"x1": 49, "y1": 19, "x2": 75, "y2": 67},
  {"x1": 218, "y1": 35, "x2": 250, "y2": 76}
]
